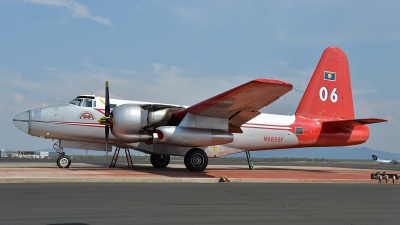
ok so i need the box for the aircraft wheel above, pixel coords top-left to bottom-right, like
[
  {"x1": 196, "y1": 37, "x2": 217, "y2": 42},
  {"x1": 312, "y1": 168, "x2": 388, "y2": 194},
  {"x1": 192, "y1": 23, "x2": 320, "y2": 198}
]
[
  {"x1": 57, "y1": 155, "x2": 71, "y2": 168},
  {"x1": 150, "y1": 154, "x2": 170, "y2": 168},
  {"x1": 184, "y1": 148, "x2": 208, "y2": 172}
]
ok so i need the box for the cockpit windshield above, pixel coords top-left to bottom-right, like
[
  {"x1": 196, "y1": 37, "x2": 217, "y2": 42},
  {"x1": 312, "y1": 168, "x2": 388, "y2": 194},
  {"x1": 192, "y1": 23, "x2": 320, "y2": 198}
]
[
  {"x1": 69, "y1": 96, "x2": 96, "y2": 107},
  {"x1": 69, "y1": 98, "x2": 84, "y2": 106}
]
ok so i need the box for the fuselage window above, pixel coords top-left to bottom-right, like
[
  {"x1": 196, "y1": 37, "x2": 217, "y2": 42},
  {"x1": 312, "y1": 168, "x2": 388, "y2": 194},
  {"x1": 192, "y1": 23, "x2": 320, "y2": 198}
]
[
  {"x1": 295, "y1": 127, "x2": 304, "y2": 135},
  {"x1": 93, "y1": 101, "x2": 96, "y2": 107},
  {"x1": 110, "y1": 104, "x2": 117, "y2": 109}
]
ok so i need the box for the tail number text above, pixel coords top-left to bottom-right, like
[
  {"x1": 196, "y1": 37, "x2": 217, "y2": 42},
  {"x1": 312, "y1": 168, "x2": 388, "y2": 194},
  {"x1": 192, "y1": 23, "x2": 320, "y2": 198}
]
[{"x1": 264, "y1": 136, "x2": 284, "y2": 142}]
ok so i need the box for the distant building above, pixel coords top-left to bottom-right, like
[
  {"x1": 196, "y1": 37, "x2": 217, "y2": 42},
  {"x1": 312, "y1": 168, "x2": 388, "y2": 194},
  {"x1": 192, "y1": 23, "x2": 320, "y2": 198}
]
[{"x1": 39, "y1": 151, "x2": 49, "y2": 158}]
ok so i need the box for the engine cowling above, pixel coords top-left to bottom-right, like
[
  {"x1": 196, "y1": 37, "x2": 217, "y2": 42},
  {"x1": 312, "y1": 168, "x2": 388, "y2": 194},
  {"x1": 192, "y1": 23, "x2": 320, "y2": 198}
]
[
  {"x1": 156, "y1": 126, "x2": 234, "y2": 147},
  {"x1": 111, "y1": 104, "x2": 152, "y2": 142},
  {"x1": 111, "y1": 104, "x2": 183, "y2": 142}
]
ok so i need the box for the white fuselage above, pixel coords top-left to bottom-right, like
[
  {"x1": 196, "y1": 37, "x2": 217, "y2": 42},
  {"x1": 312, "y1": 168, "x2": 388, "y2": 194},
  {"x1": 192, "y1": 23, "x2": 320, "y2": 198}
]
[{"x1": 13, "y1": 95, "x2": 301, "y2": 157}]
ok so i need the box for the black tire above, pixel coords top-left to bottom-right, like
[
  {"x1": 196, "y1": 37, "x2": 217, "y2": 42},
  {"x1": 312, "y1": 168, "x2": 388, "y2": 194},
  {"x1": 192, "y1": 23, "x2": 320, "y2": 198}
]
[
  {"x1": 184, "y1": 148, "x2": 208, "y2": 172},
  {"x1": 57, "y1": 155, "x2": 71, "y2": 168},
  {"x1": 150, "y1": 154, "x2": 170, "y2": 168}
]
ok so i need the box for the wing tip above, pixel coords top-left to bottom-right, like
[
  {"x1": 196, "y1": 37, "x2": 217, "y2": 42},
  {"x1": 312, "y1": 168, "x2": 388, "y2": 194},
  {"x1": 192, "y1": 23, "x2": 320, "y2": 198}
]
[{"x1": 253, "y1": 78, "x2": 292, "y2": 87}]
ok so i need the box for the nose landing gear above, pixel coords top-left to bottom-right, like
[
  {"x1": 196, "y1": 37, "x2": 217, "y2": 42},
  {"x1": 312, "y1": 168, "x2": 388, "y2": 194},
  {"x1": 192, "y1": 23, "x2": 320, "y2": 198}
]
[
  {"x1": 54, "y1": 141, "x2": 71, "y2": 168},
  {"x1": 57, "y1": 153, "x2": 71, "y2": 168}
]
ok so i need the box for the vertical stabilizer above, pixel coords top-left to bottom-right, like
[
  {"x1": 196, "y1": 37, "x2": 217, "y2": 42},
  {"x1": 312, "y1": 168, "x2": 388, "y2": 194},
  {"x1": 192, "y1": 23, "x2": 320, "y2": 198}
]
[{"x1": 295, "y1": 46, "x2": 354, "y2": 120}]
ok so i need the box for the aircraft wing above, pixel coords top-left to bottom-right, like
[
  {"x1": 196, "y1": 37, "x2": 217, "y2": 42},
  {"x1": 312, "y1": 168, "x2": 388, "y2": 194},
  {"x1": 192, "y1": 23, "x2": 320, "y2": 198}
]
[{"x1": 173, "y1": 78, "x2": 293, "y2": 132}]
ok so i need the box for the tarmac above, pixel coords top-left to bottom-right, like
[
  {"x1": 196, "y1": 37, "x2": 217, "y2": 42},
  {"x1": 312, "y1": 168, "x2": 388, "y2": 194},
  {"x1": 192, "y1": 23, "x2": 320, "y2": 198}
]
[
  {"x1": 0, "y1": 159, "x2": 399, "y2": 184},
  {"x1": 3, "y1": 182, "x2": 400, "y2": 225},
  {"x1": 2, "y1": 159, "x2": 399, "y2": 225}
]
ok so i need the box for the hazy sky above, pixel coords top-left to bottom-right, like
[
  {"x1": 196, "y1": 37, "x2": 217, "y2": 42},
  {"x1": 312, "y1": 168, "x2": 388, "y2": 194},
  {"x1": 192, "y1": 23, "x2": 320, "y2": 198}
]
[{"x1": 1, "y1": 0, "x2": 399, "y2": 154}]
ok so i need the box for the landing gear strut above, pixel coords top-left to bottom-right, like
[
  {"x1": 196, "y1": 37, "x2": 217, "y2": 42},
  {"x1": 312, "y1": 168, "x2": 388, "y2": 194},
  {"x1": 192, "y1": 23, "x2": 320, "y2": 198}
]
[{"x1": 184, "y1": 148, "x2": 208, "y2": 171}]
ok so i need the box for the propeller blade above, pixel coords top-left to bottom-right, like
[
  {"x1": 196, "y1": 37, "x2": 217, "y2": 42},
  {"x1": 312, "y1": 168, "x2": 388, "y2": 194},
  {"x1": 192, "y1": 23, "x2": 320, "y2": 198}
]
[
  {"x1": 105, "y1": 125, "x2": 109, "y2": 145},
  {"x1": 96, "y1": 82, "x2": 113, "y2": 158},
  {"x1": 105, "y1": 81, "x2": 110, "y2": 117},
  {"x1": 105, "y1": 81, "x2": 110, "y2": 156},
  {"x1": 105, "y1": 125, "x2": 109, "y2": 157}
]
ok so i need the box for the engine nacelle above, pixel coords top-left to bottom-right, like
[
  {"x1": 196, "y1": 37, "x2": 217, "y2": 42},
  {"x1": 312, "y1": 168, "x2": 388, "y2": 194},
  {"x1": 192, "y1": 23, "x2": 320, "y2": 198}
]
[
  {"x1": 111, "y1": 104, "x2": 183, "y2": 142},
  {"x1": 156, "y1": 126, "x2": 234, "y2": 147},
  {"x1": 111, "y1": 104, "x2": 152, "y2": 142}
]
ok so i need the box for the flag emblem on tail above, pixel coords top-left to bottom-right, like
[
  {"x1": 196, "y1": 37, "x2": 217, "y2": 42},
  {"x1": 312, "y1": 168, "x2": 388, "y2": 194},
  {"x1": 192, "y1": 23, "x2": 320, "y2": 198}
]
[{"x1": 324, "y1": 71, "x2": 336, "y2": 81}]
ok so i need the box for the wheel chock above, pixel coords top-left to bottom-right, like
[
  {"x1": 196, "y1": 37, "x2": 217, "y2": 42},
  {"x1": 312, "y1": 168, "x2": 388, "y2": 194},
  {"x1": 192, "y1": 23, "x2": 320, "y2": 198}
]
[{"x1": 219, "y1": 175, "x2": 230, "y2": 183}]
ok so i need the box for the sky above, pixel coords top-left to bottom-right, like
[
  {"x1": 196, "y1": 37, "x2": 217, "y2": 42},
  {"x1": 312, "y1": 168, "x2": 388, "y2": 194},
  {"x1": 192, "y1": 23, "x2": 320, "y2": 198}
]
[{"x1": 1, "y1": 0, "x2": 400, "y2": 154}]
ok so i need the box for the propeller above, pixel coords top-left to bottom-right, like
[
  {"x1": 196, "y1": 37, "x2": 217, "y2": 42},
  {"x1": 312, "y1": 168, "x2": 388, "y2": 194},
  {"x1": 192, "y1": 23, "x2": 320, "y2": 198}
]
[{"x1": 98, "y1": 81, "x2": 113, "y2": 157}]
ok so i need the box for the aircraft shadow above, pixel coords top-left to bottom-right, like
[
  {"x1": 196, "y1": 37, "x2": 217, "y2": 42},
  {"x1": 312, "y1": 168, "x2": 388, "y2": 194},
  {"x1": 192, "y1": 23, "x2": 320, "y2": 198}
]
[
  {"x1": 201, "y1": 165, "x2": 337, "y2": 174},
  {"x1": 67, "y1": 164, "x2": 217, "y2": 178}
]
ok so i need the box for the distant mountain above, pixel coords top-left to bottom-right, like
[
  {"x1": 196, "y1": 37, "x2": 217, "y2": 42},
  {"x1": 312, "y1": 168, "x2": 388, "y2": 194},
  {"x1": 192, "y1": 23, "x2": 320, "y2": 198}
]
[{"x1": 231, "y1": 146, "x2": 400, "y2": 160}]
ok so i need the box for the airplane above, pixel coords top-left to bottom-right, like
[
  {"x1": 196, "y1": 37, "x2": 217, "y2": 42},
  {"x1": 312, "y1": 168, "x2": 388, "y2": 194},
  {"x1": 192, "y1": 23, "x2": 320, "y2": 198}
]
[
  {"x1": 372, "y1": 154, "x2": 399, "y2": 164},
  {"x1": 13, "y1": 46, "x2": 387, "y2": 171}
]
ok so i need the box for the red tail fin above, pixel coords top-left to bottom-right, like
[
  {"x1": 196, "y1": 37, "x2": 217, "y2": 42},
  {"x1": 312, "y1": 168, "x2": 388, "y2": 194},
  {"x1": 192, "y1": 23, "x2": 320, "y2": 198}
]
[{"x1": 295, "y1": 46, "x2": 354, "y2": 120}]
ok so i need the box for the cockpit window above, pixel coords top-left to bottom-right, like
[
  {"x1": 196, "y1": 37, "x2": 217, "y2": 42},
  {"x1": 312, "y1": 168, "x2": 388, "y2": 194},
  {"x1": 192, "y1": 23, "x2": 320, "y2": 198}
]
[
  {"x1": 69, "y1": 98, "x2": 83, "y2": 106},
  {"x1": 69, "y1": 96, "x2": 113, "y2": 108},
  {"x1": 69, "y1": 98, "x2": 93, "y2": 107},
  {"x1": 82, "y1": 99, "x2": 92, "y2": 107}
]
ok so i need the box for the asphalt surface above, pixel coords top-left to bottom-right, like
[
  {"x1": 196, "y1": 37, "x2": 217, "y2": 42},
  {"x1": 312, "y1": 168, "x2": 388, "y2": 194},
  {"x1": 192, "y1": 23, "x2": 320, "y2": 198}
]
[
  {"x1": 0, "y1": 183, "x2": 399, "y2": 225},
  {"x1": 0, "y1": 159, "x2": 400, "y2": 224}
]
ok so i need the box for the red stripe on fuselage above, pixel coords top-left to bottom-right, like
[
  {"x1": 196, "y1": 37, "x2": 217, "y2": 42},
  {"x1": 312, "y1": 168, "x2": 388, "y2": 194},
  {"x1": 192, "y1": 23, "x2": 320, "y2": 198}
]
[
  {"x1": 30, "y1": 120, "x2": 104, "y2": 128},
  {"x1": 242, "y1": 123, "x2": 291, "y2": 130}
]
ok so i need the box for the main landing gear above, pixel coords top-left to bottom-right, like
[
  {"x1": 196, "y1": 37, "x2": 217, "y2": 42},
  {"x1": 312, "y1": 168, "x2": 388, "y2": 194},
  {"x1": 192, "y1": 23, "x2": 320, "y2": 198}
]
[
  {"x1": 184, "y1": 148, "x2": 208, "y2": 172},
  {"x1": 150, "y1": 154, "x2": 170, "y2": 168},
  {"x1": 149, "y1": 148, "x2": 208, "y2": 171}
]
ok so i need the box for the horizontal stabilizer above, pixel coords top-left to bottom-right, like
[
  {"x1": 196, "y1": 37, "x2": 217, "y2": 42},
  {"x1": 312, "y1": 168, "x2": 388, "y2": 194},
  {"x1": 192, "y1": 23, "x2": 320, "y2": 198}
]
[{"x1": 322, "y1": 118, "x2": 387, "y2": 128}]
